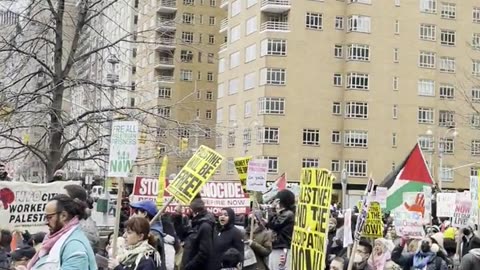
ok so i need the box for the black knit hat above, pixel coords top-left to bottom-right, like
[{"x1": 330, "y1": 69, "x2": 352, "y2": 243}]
[
  {"x1": 275, "y1": 189, "x2": 295, "y2": 209},
  {"x1": 190, "y1": 197, "x2": 205, "y2": 213},
  {"x1": 470, "y1": 236, "x2": 480, "y2": 250}
]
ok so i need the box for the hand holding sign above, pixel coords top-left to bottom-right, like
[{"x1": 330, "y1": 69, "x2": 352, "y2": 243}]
[{"x1": 404, "y1": 193, "x2": 425, "y2": 217}]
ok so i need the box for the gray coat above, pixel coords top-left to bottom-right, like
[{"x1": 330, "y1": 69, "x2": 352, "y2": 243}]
[{"x1": 460, "y1": 249, "x2": 480, "y2": 270}]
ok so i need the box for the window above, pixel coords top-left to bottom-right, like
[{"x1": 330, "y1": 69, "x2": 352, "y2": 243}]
[
  {"x1": 244, "y1": 101, "x2": 252, "y2": 118},
  {"x1": 439, "y1": 57, "x2": 455, "y2": 73},
  {"x1": 439, "y1": 84, "x2": 454, "y2": 99},
  {"x1": 215, "y1": 133, "x2": 223, "y2": 148},
  {"x1": 198, "y1": 52, "x2": 203, "y2": 63},
  {"x1": 158, "y1": 107, "x2": 171, "y2": 118},
  {"x1": 208, "y1": 53, "x2": 214, "y2": 64},
  {"x1": 228, "y1": 104, "x2": 237, "y2": 123},
  {"x1": 182, "y1": 32, "x2": 194, "y2": 43},
  {"x1": 260, "y1": 68, "x2": 286, "y2": 85},
  {"x1": 216, "y1": 108, "x2": 223, "y2": 123},
  {"x1": 441, "y1": 3, "x2": 456, "y2": 19},
  {"x1": 244, "y1": 72, "x2": 256, "y2": 90},
  {"x1": 393, "y1": 77, "x2": 399, "y2": 90},
  {"x1": 334, "y1": 45, "x2": 343, "y2": 58},
  {"x1": 210, "y1": 0, "x2": 216, "y2": 6},
  {"x1": 230, "y1": 25, "x2": 241, "y2": 43},
  {"x1": 245, "y1": 44, "x2": 257, "y2": 63},
  {"x1": 180, "y1": 70, "x2": 193, "y2": 81},
  {"x1": 258, "y1": 97, "x2": 285, "y2": 115},
  {"x1": 392, "y1": 104, "x2": 398, "y2": 119},
  {"x1": 183, "y1": 0, "x2": 194, "y2": 5},
  {"x1": 0, "y1": 11, "x2": 19, "y2": 25},
  {"x1": 418, "y1": 135, "x2": 434, "y2": 151},
  {"x1": 474, "y1": 60, "x2": 480, "y2": 76},
  {"x1": 471, "y1": 114, "x2": 480, "y2": 128},
  {"x1": 347, "y1": 44, "x2": 370, "y2": 61},
  {"x1": 183, "y1": 13, "x2": 194, "y2": 24},
  {"x1": 473, "y1": 33, "x2": 480, "y2": 50},
  {"x1": 419, "y1": 51, "x2": 436, "y2": 68},
  {"x1": 474, "y1": 7, "x2": 480, "y2": 23},
  {"x1": 262, "y1": 156, "x2": 278, "y2": 173},
  {"x1": 419, "y1": 24, "x2": 436, "y2": 41},
  {"x1": 228, "y1": 130, "x2": 236, "y2": 147},
  {"x1": 306, "y1": 12, "x2": 323, "y2": 30},
  {"x1": 180, "y1": 50, "x2": 193, "y2": 63},
  {"x1": 441, "y1": 138, "x2": 454, "y2": 154},
  {"x1": 206, "y1": 91, "x2": 213, "y2": 100},
  {"x1": 257, "y1": 127, "x2": 279, "y2": 144},
  {"x1": 472, "y1": 140, "x2": 480, "y2": 156},
  {"x1": 331, "y1": 131, "x2": 341, "y2": 144},
  {"x1": 347, "y1": 15, "x2": 371, "y2": 33},
  {"x1": 246, "y1": 16, "x2": 257, "y2": 35},
  {"x1": 346, "y1": 73, "x2": 369, "y2": 90},
  {"x1": 303, "y1": 129, "x2": 320, "y2": 146},
  {"x1": 418, "y1": 107, "x2": 434, "y2": 124},
  {"x1": 247, "y1": 0, "x2": 257, "y2": 8},
  {"x1": 208, "y1": 35, "x2": 215, "y2": 44},
  {"x1": 332, "y1": 102, "x2": 342, "y2": 115},
  {"x1": 392, "y1": 133, "x2": 397, "y2": 147},
  {"x1": 472, "y1": 88, "x2": 480, "y2": 102},
  {"x1": 439, "y1": 110, "x2": 454, "y2": 127},
  {"x1": 344, "y1": 130, "x2": 368, "y2": 148},
  {"x1": 335, "y1": 16, "x2": 344, "y2": 30},
  {"x1": 331, "y1": 160, "x2": 341, "y2": 172},
  {"x1": 395, "y1": 0, "x2": 400, "y2": 7},
  {"x1": 243, "y1": 128, "x2": 252, "y2": 145},
  {"x1": 261, "y1": 39, "x2": 287, "y2": 56},
  {"x1": 231, "y1": 0, "x2": 241, "y2": 17},
  {"x1": 348, "y1": 0, "x2": 371, "y2": 3},
  {"x1": 440, "y1": 167, "x2": 453, "y2": 181},
  {"x1": 207, "y1": 72, "x2": 214, "y2": 81},
  {"x1": 393, "y1": 48, "x2": 399, "y2": 62},
  {"x1": 225, "y1": 158, "x2": 235, "y2": 174},
  {"x1": 205, "y1": 110, "x2": 212, "y2": 119},
  {"x1": 158, "y1": 87, "x2": 171, "y2": 98},
  {"x1": 333, "y1": 73, "x2": 343, "y2": 86},
  {"x1": 420, "y1": 0, "x2": 437, "y2": 13},
  {"x1": 440, "y1": 30, "x2": 456, "y2": 46},
  {"x1": 344, "y1": 160, "x2": 367, "y2": 177},
  {"x1": 418, "y1": 79, "x2": 435, "y2": 96},
  {"x1": 209, "y1": 16, "x2": 216, "y2": 25},
  {"x1": 218, "y1": 83, "x2": 225, "y2": 98},
  {"x1": 345, "y1": 102, "x2": 368, "y2": 119},
  {"x1": 395, "y1": 20, "x2": 400, "y2": 34},
  {"x1": 228, "y1": 78, "x2": 239, "y2": 94},
  {"x1": 302, "y1": 158, "x2": 319, "y2": 168},
  {"x1": 230, "y1": 51, "x2": 240, "y2": 69}
]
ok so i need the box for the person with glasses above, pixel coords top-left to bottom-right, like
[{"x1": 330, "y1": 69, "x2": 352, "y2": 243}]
[
  {"x1": 27, "y1": 194, "x2": 97, "y2": 270},
  {"x1": 330, "y1": 256, "x2": 347, "y2": 270},
  {"x1": 213, "y1": 207, "x2": 244, "y2": 269},
  {"x1": 352, "y1": 240, "x2": 373, "y2": 270}
]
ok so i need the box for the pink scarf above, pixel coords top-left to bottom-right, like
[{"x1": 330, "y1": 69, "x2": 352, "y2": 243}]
[
  {"x1": 27, "y1": 217, "x2": 80, "y2": 270},
  {"x1": 368, "y1": 251, "x2": 391, "y2": 270}
]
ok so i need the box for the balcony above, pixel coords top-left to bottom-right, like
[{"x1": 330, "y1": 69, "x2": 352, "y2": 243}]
[
  {"x1": 220, "y1": 0, "x2": 228, "y2": 9},
  {"x1": 156, "y1": 19, "x2": 176, "y2": 31},
  {"x1": 155, "y1": 57, "x2": 175, "y2": 69},
  {"x1": 157, "y1": 75, "x2": 175, "y2": 83},
  {"x1": 157, "y1": 0, "x2": 177, "y2": 13},
  {"x1": 260, "y1": 0, "x2": 291, "y2": 13},
  {"x1": 260, "y1": 21, "x2": 290, "y2": 32},
  {"x1": 219, "y1": 42, "x2": 228, "y2": 53},
  {"x1": 155, "y1": 37, "x2": 176, "y2": 50},
  {"x1": 219, "y1": 18, "x2": 228, "y2": 33}
]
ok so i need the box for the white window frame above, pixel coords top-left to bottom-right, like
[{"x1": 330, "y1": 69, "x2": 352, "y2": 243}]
[
  {"x1": 230, "y1": 24, "x2": 241, "y2": 43},
  {"x1": 331, "y1": 131, "x2": 341, "y2": 144},
  {"x1": 473, "y1": 33, "x2": 480, "y2": 50},
  {"x1": 219, "y1": 58, "x2": 225, "y2": 73},
  {"x1": 344, "y1": 130, "x2": 368, "y2": 148},
  {"x1": 229, "y1": 51, "x2": 240, "y2": 69},
  {"x1": 439, "y1": 84, "x2": 455, "y2": 100},
  {"x1": 346, "y1": 72, "x2": 369, "y2": 90},
  {"x1": 440, "y1": 167, "x2": 453, "y2": 181},
  {"x1": 474, "y1": 7, "x2": 480, "y2": 23},
  {"x1": 471, "y1": 167, "x2": 479, "y2": 176},
  {"x1": 260, "y1": 68, "x2": 286, "y2": 85},
  {"x1": 419, "y1": 51, "x2": 436, "y2": 68},
  {"x1": 418, "y1": 135, "x2": 434, "y2": 152},
  {"x1": 335, "y1": 16, "x2": 344, "y2": 30},
  {"x1": 440, "y1": 29, "x2": 456, "y2": 46},
  {"x1": 332, "y1": 102, "x2": 342, "y2": 115},
  {"x1": 158, "y1": 87, "x2": 171, "y2": 99},
  {"x1": 439, "y1": 57, "x2": 455, "y2": 73},
  {"x1": 244, "y1": 101, "x2": 252, "y2": 118},
  {"x1": 417, "y1": 79, "x2": 435, "y2": 96},
  {"x1": 344, "y1": 160, "x2": 368, "y2": 177},
  {"x1": 231, "y1": 0, "x2": 241, "y2": 17},
  {"x1": 228, "y1": 78, "x2": 239, "y2": 95},
  {"x1": 246, "y1": 16, "x2": 257, "y2": 35},
  {"x1": 395, "y1": 20, "x2": 400, "y2": 34},
  {"x1": 258, "y1": 97, "x2": 285, "y2": 115},
  {"x1": 244, "y1": 72, "x2": 256, "y2": 90},
  {"x1": 331, "y1": 160, "x2": 341, "y2": 172},
  {"x1": 216, "y1": 108, "x2": 223, "y2": 124},
  {"x1": 334, "y1": 44, "x2": 343, "y2": 58},
  {"x1": 418, "y1": 107, "x2": 434, "y2": 124},
  {"x1": 472, "y1": 140, "x2": 480, "y2": 156},
  {"x1": 181, "y1": 32, "x2": 194, "y2": 43},
  {"x1": 180, "y1": 69, "x2": 193, "y2": 81},
  {"x1": 347, "y1": 15, "x2": 371, "y2": 33},
  {"x1": 245, "y1": 44, "x2": 257, "y2": 63},
  {"x1": 419, "y1": 24, "x2": 436, "y2": 41},
  {"x1": 471, "y1": 114, "x2": 480, "y2": 128},
  {"x1": 302, "y1": 158, "x2": 319, "y2": 168},
  {"x1": 473, "y1": 60, "x2": 480, "y2": 76},
  {"x1": 257, "y1": 127, "x2": 279, "y2": 144},
  {"x1": 262, "y1": 156, "x2": 278, "y2": 173},
  {"x1": 205, "y1": 110, "x2": 212, "y2": 119},
  {"x1": 420, "y1": 0, "x2": 437, "y2": 13},
  {"x1": 302, "y1": 129, "x2": 320, "y2": 146},
  {"x1": 306, "y1": 12, "x2": 323, "y2": 30},
  {"x1": 441, "y1": 138, "x2": 454, "y2": 154},
  {"x1": 472, "y1": 88, "x2": 480, "y2": 103},
  {"x1": 393, "y1": 48, "x2": 399, "y2": 62},
  {"x1": 345, "y1": 102, "x2": 368, "y2": 119},
  {"x1": 261, "y1": 39, "x2": 287, "y2": 56},
  {"x1": 347, "y1": 44, "x2": 370, "y2": 61},
  {"x1": 333, "y1": 73, "x2": 343, "y2": 86},
  {"x1": 158, "y1": 106, "x2": 171, "y2": 118},
  {"x1": 393, "y1": 104, "x2": 398, "y2": 119},
  {"x1": 393, "y1": 76, "x2": 399, "y2": 90},
  {"x1": 441, "y1": 2, "x2": 456, "y2": 19},
  {"x1": 438, "y1": 110, "x2": 454, "y2": 127},
  {"x1": 218, "y1": 83, "x2": 225, "y2": 98}
]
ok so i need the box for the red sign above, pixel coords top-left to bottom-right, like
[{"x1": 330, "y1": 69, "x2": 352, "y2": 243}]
[{"x1": 131, "y1": 177, "x2": 250, "y2": 215}]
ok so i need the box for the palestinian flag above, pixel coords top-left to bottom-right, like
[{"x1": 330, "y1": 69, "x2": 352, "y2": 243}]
[{"x1": 380, "y1": 143, "x2": 433, "y2": 212}]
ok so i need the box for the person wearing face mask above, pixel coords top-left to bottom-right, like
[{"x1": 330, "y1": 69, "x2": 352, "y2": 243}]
[
  {"x1": 391, "y1": 234, "x2": 448, "y2": 270},
  {"x1": 461, "y1": 225, "x2": 478, "y2": 258},
  {"x1": 459, "y1": 235, "x2": 480, "y2": 270},
  {"x1": 352, "y1": 239, "x2": 373, "y2": 270},
  {"x1": 213, "y1": 208, "x2": 244, "y2": 270}
]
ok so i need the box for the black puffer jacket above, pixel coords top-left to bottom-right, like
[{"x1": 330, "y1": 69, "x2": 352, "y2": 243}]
[
  {"x1": 213, "y1": 208, "x2": 244, "y2": 269},
  {"x1": 267, "y1": 208, "x2": 295, "y2": 249},
  {"x1": 181, "y1": 210, "x2": 216, "y2": 270}
]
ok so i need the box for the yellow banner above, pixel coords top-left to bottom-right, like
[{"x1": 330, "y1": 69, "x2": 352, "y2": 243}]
[
  {"x1": 166, "y1": 145, "x2": 224, "y2": 205},
  {"x1": 291, "y1": 168, "x2": 334, "y2": 270},
  {"x1": 361, "y1": 201, "x2": 384, "y2": 238},
  {"x1": 156, "y1": 156, "x2": 168, "y2": 208},
  {"x1": 234, "y1": 157, "x2": 251, "y2": 193}
]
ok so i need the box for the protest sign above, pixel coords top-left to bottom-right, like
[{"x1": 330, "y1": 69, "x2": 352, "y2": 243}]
[
  {"x1": 166, "y1": 145, "x2": 224, "y2": 205},
  {"x1": 470, "y1": 177, "x2": 478, "y2": 223},
  {"x1": 423, "y1": 186, "x2": 432, "y2": 223},
  {"x1": 452, "y1": 192, "x2": 472, "y2": 228},
  {"x1": 108, "y1": 121, "x2": 139, "y2": 177},
  {"x1": 343, "y1": 209, "x2": 353, "y2": 247},
  {"x1": 291, "y1": 169, "x2": 334, "y2": 270},
  {"x1": 355, "y1": 178, "x2": 375, "y2": 241},
  {"x1": 0, "y1": 181, "x2": 80, "y2": 233},
  {"x1": 361, "y1": 202, "x2": 383, "y2": 238},
  {"x1": 246, "y1": 159, "x2": 268, "y2": 192},
  {"x1": 436, "y1": 193, "x2": 457, "y2": 217},
  {"x1": 393, "y1": 210, "x2": 425, "y2": 239},
  {"x1": 156, "y1": 156, "x2": 168, "y2": 208},
  {"x1": 234, "y1": 157, "x2": 250, "y2": 192},
  {"x1": 375, "y1": 187, "x2": 388, "y2": 208}
]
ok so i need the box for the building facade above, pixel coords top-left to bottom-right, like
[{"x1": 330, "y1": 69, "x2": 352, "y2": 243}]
[{"x1": 216, "y1": 0, "x2": 480, "y2": 197}]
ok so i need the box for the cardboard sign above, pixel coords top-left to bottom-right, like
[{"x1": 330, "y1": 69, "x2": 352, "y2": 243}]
[
  {"x1": 361, "y1": 202, "x2": 383, "y2": 238},
  {"x1": 234, "y1": 157, "x2": 250, "y2": 192},
  {"x1": 470, "y1": 177, "x2": 478, "y2": 224},
  {"x1": 166, "y1": 145, "x2": 224, "y2": 205},
  {"x1": 343, "y1": 209, "x2": 353, "y2": 247},
  {"x1": 291, "y1": 169, "x2": 335, "y2": 270},
  {"x1": 423, "y1": 186, "x2": 432, "y2": 223},
  {"x1": 452, "y1": 192, "x2": 471, "y2": 228},
  {"x1": 436, "y1": 193, "x2": 457, "y2": 217},
  {"x1": 156, "y1": 156, "x2": 168, "y2": 208},
  {"x1": 0, "y1": 181, "x2": 80, "y2": 233},
  {"x1": 246, "y1": 159, "x2": 268, "y2": 192},
  {"x1": 108, "y1": 121, "x2": 139, "y2": 177},
  {"x1": 394, "y1": 210, "x2": 425, "y2": 239},
  {"x1": 375, "y1": 187, "x2": 388, "y2": 208}
]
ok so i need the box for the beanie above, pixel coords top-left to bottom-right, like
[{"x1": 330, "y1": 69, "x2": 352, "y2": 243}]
[
  {"x1": 190, "y1": 198, "x2": 205, "y2": 213},
  {"x1": 275, "y1": 189, "x2": 295, "y2": 210}
]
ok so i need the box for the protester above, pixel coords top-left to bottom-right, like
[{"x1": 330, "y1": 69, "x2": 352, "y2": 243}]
[
  {"x1": 220, "y1": 248, "x2": 242, "y2": 270},
  {"x1": 330, "y1": 256, "x2": 348, "y2": 270},
  {"x1": 160, "y1": 214, "x2": 181, "y2": 269},
  {"x1": 368, "y1": 238, "x2": 401, "y2": 270},
  {"x1": 11, "y1": 245, "x2": 36, "y2": 270},
  {"x1": 27, "y1": 194, "x2": 97, "y2": 269},
  {"x1": 391, "y1": 235, "x2": 448, "y2": 270},
  {"x1": 459, "y1": 235, "x2": 480, "y2": 270},
  {"x1": 26, "y1": 232, "x2": 46, "y2": 252},
  {"x1": 50, "y1": 169, "x2": 65, "y2": 182},
  {"x1": 0, "y1": 163, "x2": 11, "y2": 181},
  {"x1": 267, "y1": 190, "x2": 295, "y2": 270},
  {"x1": 172, "y1": 205, "x2": 189, "y2": 242},
  {"x1": 108, "y1": 216, "x2": 162, "y2": 270},
  {"x1": 181, "y1": 196, "x2": 216, "y2": 270},
  {"x1": 351, "y1": 239, "x2": 373, "y2": 270},
  {"x1": 0, "y1": 229, "x2": 11, "y2": 269},
  {"x1": 214, "y1": 207, "x2": 244, "y2": 269},
  {"x1": 243, "y1": 211, "x2": 272, "y2": 270},
  {"x1": 461, "y1": 225, "x2": 477, "y2": 257}
]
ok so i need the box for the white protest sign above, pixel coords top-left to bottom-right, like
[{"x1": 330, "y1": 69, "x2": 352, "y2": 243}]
[
  {"x1": 452, "y1": 192, "x2": 472, "y2": 228},
  {"x1": 108, "y1": 121, "x2": 139, "y2": 177},
  {"x1": 393, "y1": 209, "x2": 425, "y2": 239},
  {"x1": 470, "y1": 177, "x2": 479, "y2": 224},
  {"x1": 246, "y1": 159, "x2": 268, "y2": 192},
  {"x1": 423, "y1": 186, "x2": 432, "y2": 223},
  {"x1": 343, "y1": 209, "x2": 353, "y2": 247},
  {"x1": 375, "y1": 187, "x2": 388, "y2": 208},
  {"x1": 436, "y1": 193, "x2": 457, "y2": 217},
  {"x1": 0, "y1": 181, "x2": 80, "y2": 233}
]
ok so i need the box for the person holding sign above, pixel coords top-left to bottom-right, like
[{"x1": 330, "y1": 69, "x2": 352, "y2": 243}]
[
  {"x1": 367, "y1": 238, "x2": 400, "y2": 270},
  {"x1": 243, "y1": 211, "x2": 272, "y2": 270},
  {"x1": 213, "y1": 208, "x2": 244, "y2": 269},
  {"x1": 391, "y1": 234, "x2": 448, "y2": 270}
]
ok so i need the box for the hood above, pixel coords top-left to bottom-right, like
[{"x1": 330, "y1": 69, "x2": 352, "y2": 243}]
[
  {"x1": 151, "y1": 221, "x2": 164, "y2": 235},
  {"x1": 469, "y1": 248, "x2": 480, "y2": 259},
  {"x1": 79, "y1": 217, "x2": 99, "y2": 247},
  {"x1": 192, "y1": 210, "x2": 216, "y2": 227},
  {"x1": 220, "y1": 207, "x2": 236, "y2": 231}
]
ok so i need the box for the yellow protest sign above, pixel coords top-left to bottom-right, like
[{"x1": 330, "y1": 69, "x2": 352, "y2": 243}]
[
  {"x1": 361, "y1": 201, "x2": 384, "y2": 238},
  {"x1": 156, "y1": 155, "x2": 168, "y2": 208},
  {"x1": 166, "y1": 145, "x2": 224, "y2": 205},
  {"x1": 291, "y1": 168, "x2": 334, "y2": 270},
  {"x1": 234, "y1": 157, "x2": 251, "y2": 192}
]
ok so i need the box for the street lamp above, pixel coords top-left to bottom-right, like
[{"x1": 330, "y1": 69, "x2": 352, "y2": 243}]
[
  {"x1": 428, "y1": 127, "x2": 458, "y2": 191},
  {"x1": 341, "y1": 169, "x2": 348, "y2": 209}
]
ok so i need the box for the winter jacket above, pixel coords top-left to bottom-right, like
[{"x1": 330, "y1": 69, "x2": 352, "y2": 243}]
[
  {"x1": 391, "y1": 244, "x2": 448, "y2": 270},
  {"x1": 113, "y1": 256, "x2": 158, "y2": 270},
  {"x1": 172, "y1": 213, "x2": 190, "y2": 242},
  {"x1": 0, "y1": 248, "x2": 10, "y2": 270},
  {"x1": 243, "y1": 228, "x2": 272, "y2": 270},
  {"x1": 460, "y1": 248, "x2": 480, "y2": 270},
  {"x1": 150, "y1": 221, "x2": 167, "y2": 270},
  {"x1": 266, "y1": 209, "x2": 295, "y2": 250},
  {"x1": 181, "y1": 210, "x2": 216, "y2": 270},
  {"x1": 79, "y1": 210, "x2": 100, "y2": 253},
  {"x1": 213, "y1": 208, "x2": 244, "y2": 269}
]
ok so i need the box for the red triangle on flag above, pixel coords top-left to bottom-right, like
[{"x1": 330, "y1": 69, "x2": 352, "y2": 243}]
[
  {"x1": 398, "y1": 144, "x2": 433, "y2": 184},
  {"x1": 276, "y1": 173, "x2": 287, "y2": 190}
]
